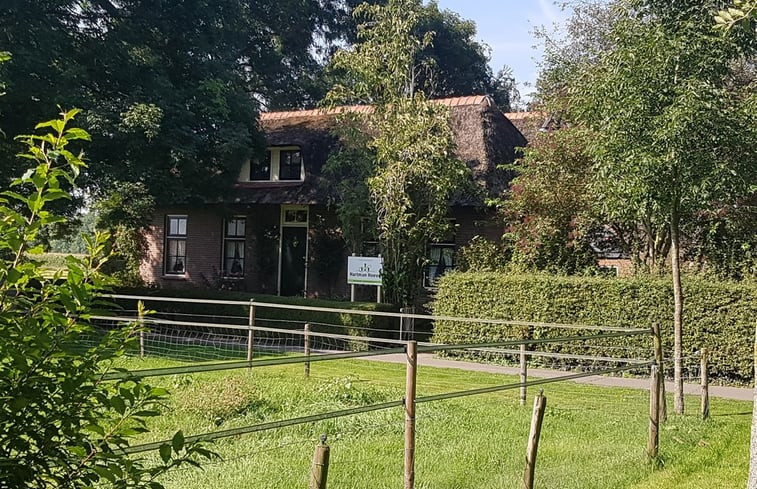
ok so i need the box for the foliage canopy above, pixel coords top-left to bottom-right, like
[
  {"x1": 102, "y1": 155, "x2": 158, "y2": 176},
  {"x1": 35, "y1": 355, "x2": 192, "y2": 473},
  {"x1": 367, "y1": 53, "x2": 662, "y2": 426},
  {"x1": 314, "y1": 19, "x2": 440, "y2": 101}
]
[{"x1": 325, "y1": 0, "x2": 469, "y2": 305}]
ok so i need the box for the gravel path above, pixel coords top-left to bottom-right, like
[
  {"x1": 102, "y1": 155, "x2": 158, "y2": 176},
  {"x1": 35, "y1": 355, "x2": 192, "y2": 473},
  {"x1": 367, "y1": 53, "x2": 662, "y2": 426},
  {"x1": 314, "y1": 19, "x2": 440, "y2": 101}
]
[{"x1": 365, "y1": 353, "x2": 753, "y2": 401}]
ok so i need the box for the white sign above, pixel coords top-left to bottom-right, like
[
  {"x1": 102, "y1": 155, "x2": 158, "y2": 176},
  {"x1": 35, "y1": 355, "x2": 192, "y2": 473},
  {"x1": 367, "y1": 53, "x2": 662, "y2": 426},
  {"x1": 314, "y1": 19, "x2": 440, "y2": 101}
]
[{"x1": 347, "y1": 256, "x2": 383, "y2": 286}]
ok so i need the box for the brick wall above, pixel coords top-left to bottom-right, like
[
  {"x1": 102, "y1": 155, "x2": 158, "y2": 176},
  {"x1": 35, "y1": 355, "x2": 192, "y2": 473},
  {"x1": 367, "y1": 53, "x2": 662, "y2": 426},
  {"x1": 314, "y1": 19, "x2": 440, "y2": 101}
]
[
  {"x1": 140, "y1": 204, "x2": 501, "y2": 301},
  {"x1": 140, "y1": 206, "x2": 226, "y2": 289},
  {"x1": 597, "y1": 258, "x2": 634, "y2": 277}
]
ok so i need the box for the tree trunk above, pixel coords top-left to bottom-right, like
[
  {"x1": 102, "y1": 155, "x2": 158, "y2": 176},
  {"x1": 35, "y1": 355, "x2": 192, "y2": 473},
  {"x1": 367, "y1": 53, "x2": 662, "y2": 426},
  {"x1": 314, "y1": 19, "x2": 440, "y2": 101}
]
[
  {"x1": 748, "y1": 326, "x2": 757, "y2": 489},
  {"x1": 671, "y1": 208, "x2": 684, "y2": 415}
]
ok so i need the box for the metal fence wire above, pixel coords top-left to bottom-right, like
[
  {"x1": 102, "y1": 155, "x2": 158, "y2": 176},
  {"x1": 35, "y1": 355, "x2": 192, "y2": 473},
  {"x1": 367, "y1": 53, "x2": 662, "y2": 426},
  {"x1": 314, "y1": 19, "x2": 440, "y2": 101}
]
[{"x1": 90, "y1": 294, "x2": 664, "y2": 488}]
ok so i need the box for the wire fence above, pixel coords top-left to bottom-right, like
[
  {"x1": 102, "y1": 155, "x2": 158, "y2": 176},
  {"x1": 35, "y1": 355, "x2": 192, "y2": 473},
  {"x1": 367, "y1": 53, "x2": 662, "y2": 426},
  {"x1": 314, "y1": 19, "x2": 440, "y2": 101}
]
[{"x1": 92, "y1": 294, "x2": 674, "y2": 488}]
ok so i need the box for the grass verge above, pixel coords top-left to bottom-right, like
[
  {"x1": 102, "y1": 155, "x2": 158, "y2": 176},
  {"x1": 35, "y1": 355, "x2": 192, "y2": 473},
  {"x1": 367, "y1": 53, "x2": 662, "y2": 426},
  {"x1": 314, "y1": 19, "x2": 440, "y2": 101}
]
[{"x1": 118, "y1": 355, "x2": 750, "y2": 489}]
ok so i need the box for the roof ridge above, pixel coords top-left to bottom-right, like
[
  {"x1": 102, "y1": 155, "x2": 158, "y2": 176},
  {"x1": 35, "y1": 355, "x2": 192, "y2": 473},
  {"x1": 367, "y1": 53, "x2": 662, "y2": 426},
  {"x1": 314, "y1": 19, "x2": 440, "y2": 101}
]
[
  {"x1": 503, "y1": 111, "x2": 547, "y2": 120},
  {"x1": 260, "y1": 95, "x2": 491, "y2": 121}
]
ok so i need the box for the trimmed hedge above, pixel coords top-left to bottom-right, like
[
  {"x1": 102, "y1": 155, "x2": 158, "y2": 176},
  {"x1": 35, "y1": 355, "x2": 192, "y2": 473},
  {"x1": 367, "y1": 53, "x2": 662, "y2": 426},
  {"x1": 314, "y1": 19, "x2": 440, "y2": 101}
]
[
  {"x1": 432, "y1": 272, "x2": 757, "y2": 383},
  {"x1": 112, "y1": 287, "x2": 400, "y2": 349}
]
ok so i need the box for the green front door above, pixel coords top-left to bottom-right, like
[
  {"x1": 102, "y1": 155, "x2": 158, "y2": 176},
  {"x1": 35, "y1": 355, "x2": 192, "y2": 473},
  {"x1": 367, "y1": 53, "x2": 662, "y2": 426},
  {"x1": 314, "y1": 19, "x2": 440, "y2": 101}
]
[{"x1": 280, "y1": 226, "x2": 307, "y2": 296}]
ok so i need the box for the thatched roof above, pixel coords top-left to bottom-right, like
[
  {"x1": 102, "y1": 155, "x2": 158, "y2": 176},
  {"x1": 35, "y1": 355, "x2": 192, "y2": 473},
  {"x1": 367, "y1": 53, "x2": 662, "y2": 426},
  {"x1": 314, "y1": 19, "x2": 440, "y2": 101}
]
[
  {"x1": 228, "y1": 95, "x2": 527, "y2": 206},
  {"x1": 503, "y1": 111, "x2": 561, "y2": 142}
]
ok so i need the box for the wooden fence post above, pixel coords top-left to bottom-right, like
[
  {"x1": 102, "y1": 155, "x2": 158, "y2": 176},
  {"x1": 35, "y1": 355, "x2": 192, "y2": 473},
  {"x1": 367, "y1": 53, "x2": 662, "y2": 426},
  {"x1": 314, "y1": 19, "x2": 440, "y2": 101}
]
[
  {"x1": 304, "y1": 322, "x2": 311, "y2": 378},
  {"x1": 138, "y1": 301, "x2": 145, "y2": 359},
  {"x1": 519, "y1": 343, "x2": 528, "y2": 406},
  {"x1": 309, "y1": 434, "x2": 330, "y2": 489},
  {"x1": 247, "y1": 300, "x2": 255, "y2": 363},
  {"x1": 652, "y1": 322, "x2": 667, "y2": 423},
  {"x1": 404, "y1": 340, "x2": 418, "y2": 489},
  {"x1": 523, "y1": 389, "x2": 547, "y2": 489},
  {"x1": 400, "y1": 307, "x2": 415, "y2": 342},
  {"x1": 648, "y1": 365, "x2": 660, "y2": 460},
  {"x1": 350, "y1": 253, "x2": 356, "y2": 302},
  {"x1": 701, "y1": 348, "x2": 709, "y2": 420}
]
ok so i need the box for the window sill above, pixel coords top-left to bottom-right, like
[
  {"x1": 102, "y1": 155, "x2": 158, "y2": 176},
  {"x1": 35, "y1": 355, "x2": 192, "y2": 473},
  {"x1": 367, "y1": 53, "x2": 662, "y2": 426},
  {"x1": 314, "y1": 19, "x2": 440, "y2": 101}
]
[
  {"x1": 234, "y1": 181, "x2": 304, "y2": 188},
  {"x1": 162, "y1": 274, "x2": 187, "y2": 280}
]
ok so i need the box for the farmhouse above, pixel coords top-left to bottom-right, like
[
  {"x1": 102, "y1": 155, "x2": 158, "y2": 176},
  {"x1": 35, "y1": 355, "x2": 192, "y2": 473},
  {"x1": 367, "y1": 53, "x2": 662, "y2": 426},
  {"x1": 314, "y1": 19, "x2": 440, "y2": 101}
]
[{"x1": 139, "y1": 95, "x2": 527, "y2": 298}]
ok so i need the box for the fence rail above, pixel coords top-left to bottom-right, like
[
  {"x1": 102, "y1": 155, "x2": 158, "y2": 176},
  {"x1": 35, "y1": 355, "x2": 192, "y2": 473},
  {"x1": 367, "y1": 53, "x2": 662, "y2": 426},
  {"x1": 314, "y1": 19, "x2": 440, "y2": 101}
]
[
  {"x1": 107, "y1": 294, "x2": 647, "y2": 333},
  {"x1": 99, "y1": 293, "x2": 663, "y2": 488},
  {"x1": 101, "y1": 347, "x2": 407, "y2": 380},
  {"x1": 417, "y1": 330, "x2": 649, "y2": 353},
  {"x1": 91, "y1": 314, "x2": 405, "y2": 345}
]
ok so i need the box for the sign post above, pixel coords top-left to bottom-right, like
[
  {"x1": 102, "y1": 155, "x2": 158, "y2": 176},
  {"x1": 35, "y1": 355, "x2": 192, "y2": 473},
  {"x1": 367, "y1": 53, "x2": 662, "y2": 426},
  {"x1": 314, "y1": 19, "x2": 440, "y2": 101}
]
[{"x1": 347, "y1": 256, "x2": 383, "y2": 303}]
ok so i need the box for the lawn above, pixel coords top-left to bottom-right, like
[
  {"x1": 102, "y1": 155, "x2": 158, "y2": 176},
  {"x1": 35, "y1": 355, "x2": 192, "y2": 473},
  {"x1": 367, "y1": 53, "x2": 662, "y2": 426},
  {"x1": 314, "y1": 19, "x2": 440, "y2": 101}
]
[{"x1": 119, "y1": 355, "x2": 750, "y2": 489}]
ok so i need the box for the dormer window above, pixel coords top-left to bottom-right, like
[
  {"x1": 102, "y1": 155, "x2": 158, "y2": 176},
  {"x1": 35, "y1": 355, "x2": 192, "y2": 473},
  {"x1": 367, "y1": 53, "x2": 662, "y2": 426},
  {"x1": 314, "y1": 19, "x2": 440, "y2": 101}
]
[
  {"x1": 279, "y1": 150, "x2": 303, "y2": 180},
  {"x1": 250, "y1": 150, "x2": 271, "y2": 180},
  {"x1": 241, "y1": 146, "x2": 304, "y2": 182}
]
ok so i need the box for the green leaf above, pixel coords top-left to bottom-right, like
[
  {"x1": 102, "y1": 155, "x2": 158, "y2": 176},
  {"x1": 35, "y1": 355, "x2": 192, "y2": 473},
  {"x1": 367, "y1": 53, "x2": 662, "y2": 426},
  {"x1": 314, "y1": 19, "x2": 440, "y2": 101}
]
[
  {"x1": 149, "y1": 387, "x2": 169, "y2": 397},
  {"x1": 64, "y1": 127, "x2": 91, "y2": 141},
  {"x1": 172, "y1": 430, "x2": 184, "y2": 453},
  {"x1": 92, "y1": 465, "x2": 116, "y2": 483},
  {"x1": 159, "y1": 443, "x2": 172, "y2": 463},
  {"x1": 5, "y1": 268, "x2": 22, "y2": 284},
  {"x1": 109, "y1": 396, "x2": 126, "y2": 415},
  {"x1": 83, "y1": 424, "x2": 105, "y2": 436}
]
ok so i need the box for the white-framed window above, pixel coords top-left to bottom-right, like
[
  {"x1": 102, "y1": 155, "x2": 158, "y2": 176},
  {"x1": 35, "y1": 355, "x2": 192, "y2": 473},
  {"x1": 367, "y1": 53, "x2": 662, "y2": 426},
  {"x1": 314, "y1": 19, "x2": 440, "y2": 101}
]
[
  {"x1": 282, "y1": 206, "x2": 309, "y2": 226},
  {"x1": 164, "y1": 215, "x2": 187, "y2": 275},
  {"x1": 278, "y1": 149, "x2": 303, "y2": 180},
  {"x1": 222, "y1": 217, "x2": 246, "y2": 277},
  {"x1": 424, "y1": 222, "x2": 456, "y2": 288},
  {"x1": 242, "y1": 146, "x2": 304, "y2": 182}
]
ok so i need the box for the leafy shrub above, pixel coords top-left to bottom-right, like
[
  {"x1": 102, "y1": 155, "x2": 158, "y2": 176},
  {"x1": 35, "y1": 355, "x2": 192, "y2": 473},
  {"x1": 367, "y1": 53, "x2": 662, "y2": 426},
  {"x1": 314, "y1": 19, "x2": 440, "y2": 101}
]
[
  {"x1": 433, "y1": 272, "x2": 756, "y2": 383},
  {"x1": 456, "y1": 236, "x2": 509, "y2": 272},
  {"x1": 0, "y1": 110, "x2": 212, "y2": 488}
]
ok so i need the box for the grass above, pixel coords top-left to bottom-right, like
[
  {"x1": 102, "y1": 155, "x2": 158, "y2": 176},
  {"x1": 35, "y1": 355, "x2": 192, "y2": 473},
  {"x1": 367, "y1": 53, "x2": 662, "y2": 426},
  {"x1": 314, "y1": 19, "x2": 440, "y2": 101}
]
[
  {"x1": 118, "y1": 354, "x2": 750, "y2": 489},
  {"x1": 27, "y1": 252, "x2": 87, "y2": 278}
]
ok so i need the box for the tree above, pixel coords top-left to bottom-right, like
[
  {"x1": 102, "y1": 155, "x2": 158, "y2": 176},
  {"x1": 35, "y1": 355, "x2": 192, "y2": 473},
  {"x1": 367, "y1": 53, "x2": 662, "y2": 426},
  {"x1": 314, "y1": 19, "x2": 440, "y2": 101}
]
[
  {"x1": 326, "y1": 0, "x2": 507, "y2": 103},
  {"x1": 715, "y1": 0, "x2": 757, "y2": 33},
  {"x1": 325, "y1": 0, "x2": 469, "y2": 306},
  {"x1": 414, "y1": 1, "x2": 495, "y2": 99},
  {"x1": 563, "y1": 0, "x2": 757, "y2": 414},
  {"x1": 490, "y1": 65, "x2": 522, "y2": 112},
  {"x1": 0, "y1": 109, "x2": 213, "y2": 487},
  {"x1": 0, "y1": 1, "x2": 374, "y2": 212},
  {"x1": 503, "y1": 127, "x2": 602, "y2": 274},
  {"x1": 534, "y1": 0, "x2": 626, "y2": 108}
]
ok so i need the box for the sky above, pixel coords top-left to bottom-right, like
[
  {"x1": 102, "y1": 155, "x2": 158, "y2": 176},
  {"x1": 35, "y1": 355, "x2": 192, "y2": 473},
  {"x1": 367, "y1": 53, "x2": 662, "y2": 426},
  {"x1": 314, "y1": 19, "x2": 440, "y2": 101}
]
[{"x1": 432, "y1": 0, "x2": 572, "y2": 100}]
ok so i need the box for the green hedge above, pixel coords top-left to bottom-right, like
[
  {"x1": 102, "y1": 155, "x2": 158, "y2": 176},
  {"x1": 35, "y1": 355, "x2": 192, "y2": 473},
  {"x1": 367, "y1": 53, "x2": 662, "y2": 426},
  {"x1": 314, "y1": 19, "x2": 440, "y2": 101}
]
[
  {"x1": 432, "y1": 273, "x2": 757, "y2": 383},
  {"x1": 112, "y1": 287, "x2": 400, "y2": 349}
]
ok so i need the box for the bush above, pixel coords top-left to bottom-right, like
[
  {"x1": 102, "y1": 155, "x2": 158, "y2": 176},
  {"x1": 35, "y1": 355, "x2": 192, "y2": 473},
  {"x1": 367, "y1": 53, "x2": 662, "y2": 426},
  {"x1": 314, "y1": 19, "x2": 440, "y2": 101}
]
[
  {"x1": 0, "y1": 111, "x2": 211, "y2": 488},
  {"x1": 456, "y1": 236, "x2": 509, "y2": 272},
  {"x1": 432, "y1": 272, "x2": 756, "y2": 383}
]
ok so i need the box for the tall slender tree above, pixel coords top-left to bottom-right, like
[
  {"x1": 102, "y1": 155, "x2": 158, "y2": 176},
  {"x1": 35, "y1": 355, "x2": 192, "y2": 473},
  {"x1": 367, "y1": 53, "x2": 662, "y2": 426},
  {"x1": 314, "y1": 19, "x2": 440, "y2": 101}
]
[
  {"x1": 564, "y1": 0, "x2": 756, "y2": 413},
  {"x1": 325, "y1": 0, "x2": 469, "y2": 305}
]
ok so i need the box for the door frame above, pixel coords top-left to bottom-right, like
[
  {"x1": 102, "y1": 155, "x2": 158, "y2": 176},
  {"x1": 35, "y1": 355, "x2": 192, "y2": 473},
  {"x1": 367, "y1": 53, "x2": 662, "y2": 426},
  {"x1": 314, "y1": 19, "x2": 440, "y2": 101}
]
[{"x1": 277, "y1": 205, "x2": 309, "y2": 296}]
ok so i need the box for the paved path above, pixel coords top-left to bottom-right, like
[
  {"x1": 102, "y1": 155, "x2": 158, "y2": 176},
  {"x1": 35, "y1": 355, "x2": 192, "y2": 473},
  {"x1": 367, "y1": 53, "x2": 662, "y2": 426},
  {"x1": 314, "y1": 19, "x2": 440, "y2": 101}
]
[{"x1": 365, "y1": 353, "x2": 753, "y2": 401}]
